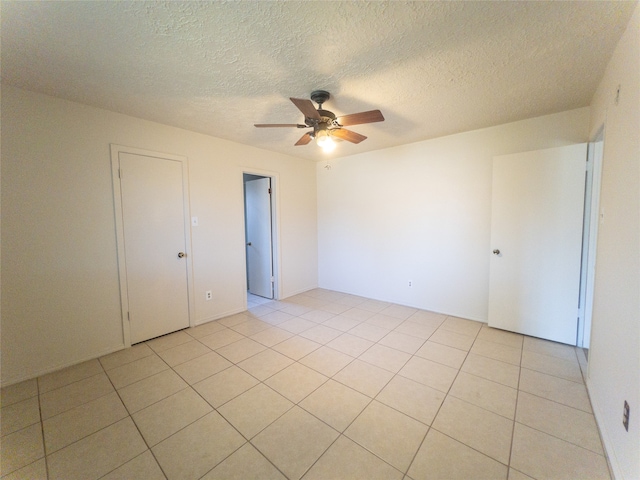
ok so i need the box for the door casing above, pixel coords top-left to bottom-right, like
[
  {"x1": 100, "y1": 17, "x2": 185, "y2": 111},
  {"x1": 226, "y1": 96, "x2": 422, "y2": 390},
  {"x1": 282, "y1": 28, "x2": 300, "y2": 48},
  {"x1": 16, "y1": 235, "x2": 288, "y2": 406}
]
[{"x1": 111, "y1": 144, "x2": 195, "y2": 346}]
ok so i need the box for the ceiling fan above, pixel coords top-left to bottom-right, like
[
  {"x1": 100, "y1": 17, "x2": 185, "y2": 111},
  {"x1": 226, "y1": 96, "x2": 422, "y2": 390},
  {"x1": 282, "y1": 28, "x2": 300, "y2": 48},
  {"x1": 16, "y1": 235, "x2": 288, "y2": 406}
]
[{"x1": 254, "y1": 90, "x2": 384, "y2": 152}]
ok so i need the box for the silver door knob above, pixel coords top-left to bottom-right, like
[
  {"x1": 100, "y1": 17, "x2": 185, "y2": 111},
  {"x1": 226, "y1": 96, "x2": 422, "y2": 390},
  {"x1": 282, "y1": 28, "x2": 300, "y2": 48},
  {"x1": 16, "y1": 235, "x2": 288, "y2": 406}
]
[
  {"x1": 493, "y1": 249, "x2": 500, "y2": 255},
  {"x1": 178, "y1": 252, "x2": 186, "y2": 258}
]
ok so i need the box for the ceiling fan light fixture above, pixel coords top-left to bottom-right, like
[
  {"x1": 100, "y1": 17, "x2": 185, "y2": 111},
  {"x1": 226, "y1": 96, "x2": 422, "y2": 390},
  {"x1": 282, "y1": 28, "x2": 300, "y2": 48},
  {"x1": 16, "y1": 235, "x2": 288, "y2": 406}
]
[
  {"x1": 315, "y1": 129, "x2": 335, "y2": 152},
  {"x1": 321, "y1": 137, "x2": 335, "y2": 152}
]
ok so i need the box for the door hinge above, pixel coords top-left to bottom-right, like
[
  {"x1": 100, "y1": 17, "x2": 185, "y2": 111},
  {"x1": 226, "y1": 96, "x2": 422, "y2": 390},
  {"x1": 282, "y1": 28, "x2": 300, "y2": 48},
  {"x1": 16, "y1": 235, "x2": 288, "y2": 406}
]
[
  {"x1": 271, "y1": 276, "x2": 275, "y2": 283},
  {"x1": 268, "y1": 188, "x2": 272, "y2": 194},
  {"x1": 118, "y1": 168, "x2": 122, "y2": 179},
  {"x1": 127, "y1": 311, "x2": 130, "y2": 322}
]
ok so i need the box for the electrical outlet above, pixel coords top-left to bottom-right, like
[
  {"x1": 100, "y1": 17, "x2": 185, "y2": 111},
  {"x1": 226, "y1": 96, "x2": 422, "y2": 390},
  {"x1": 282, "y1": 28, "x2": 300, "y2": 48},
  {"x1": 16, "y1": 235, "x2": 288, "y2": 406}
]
[
  {"x1": 408, "y1": 280, "x2": 412, "y2": 287},
  {"x1": 205, "y1": 290, "x2": 212, "y2": 301},
  {"x1": 623, "y1": 400, "x2": 630, "y2": 432}
]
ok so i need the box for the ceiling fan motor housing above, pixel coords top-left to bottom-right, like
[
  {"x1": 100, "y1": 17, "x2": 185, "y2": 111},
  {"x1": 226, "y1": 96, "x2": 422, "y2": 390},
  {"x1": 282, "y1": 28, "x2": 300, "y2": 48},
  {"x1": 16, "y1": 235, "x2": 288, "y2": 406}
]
[{"x1": 306, "y1": 109, "x2": 338, "y2": 128}]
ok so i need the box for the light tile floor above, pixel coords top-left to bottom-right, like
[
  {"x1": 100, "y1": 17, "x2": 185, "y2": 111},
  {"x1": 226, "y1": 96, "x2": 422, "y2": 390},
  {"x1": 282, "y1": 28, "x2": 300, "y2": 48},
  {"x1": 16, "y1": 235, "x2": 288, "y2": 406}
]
[
  {"x1": 247, "y1": 292, "x2": 273, "y2": 306},
  {"x1": 1, "y1": 289, "x2": 609, "y2": 480}
]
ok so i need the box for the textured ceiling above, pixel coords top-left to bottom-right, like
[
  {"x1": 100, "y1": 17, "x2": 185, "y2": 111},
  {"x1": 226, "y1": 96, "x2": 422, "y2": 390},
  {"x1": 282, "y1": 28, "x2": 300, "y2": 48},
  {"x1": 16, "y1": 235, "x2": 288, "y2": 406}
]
[{"x1": 2, "y1": 1, "x2": 636, "y2": 161}]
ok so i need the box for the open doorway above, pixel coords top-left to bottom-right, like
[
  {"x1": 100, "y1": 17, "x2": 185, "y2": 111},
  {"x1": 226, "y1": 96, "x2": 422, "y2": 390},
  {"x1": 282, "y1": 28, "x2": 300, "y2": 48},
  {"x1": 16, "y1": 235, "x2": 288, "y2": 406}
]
[{"x1": 243, "y1": 173, "x2": 276, "y2": 304}]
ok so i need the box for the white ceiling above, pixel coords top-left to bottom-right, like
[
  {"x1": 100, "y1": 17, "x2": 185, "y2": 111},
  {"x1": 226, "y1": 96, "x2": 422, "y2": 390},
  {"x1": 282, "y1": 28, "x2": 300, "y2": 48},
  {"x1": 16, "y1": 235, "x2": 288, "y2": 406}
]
[{"x1": 2, "y1": 1, "x2": 636, "y2": 161}]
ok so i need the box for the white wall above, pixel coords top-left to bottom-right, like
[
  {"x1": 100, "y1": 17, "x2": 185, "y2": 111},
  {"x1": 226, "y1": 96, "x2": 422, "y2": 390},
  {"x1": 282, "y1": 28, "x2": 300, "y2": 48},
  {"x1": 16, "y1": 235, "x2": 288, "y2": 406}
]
[
  {"x1": 1, "y1": 86, "x2": 318, "y2": 385},
  {"x1": 586, "y1": 4, "x2": 639, "y2": 479},
  {"x1": 317, "y1": 108, "x2": 590, "y2": 321}
]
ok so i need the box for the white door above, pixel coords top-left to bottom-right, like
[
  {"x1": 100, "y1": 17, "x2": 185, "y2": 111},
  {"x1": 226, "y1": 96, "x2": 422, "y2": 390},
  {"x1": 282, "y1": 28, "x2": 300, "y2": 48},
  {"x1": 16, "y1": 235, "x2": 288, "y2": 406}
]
[
  {"x1": 245, "y1": 177, "x2": 273, "y2": 298},
  {"x1": 488, "y1": 144, "x2": 587, "y2": 345},
  {"x1": 119, "y1": 152, "x2": 190, "y2": 343}
]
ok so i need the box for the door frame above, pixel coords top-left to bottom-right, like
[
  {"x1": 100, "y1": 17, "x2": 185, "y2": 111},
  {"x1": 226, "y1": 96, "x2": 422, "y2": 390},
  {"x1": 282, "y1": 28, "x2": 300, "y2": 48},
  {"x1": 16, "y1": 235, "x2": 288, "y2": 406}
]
[
  {"x1": 110, "y1": 144, "x2": 195, "y2": 346},
  {"x1": 241, "y1": 168, "x2": 281, "y2": 304},
  {"x1": 577, "y1": 126, "x2": 605, "y2": 348},
  {"x1": 244, "y1": 176, "x2": 273, "y2": 299}
]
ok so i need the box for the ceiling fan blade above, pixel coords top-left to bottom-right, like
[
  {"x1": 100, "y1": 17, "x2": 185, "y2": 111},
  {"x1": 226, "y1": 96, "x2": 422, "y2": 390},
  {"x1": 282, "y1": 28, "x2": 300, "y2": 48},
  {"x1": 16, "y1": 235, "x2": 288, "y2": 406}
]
[
  {"x1": 331, "y1": 128, "x2": 367, "y2": 144},
  {"x1": 254, "y1": 124, "x2": 306, "y2": 128},
  {"x1": 337, "y1": 109, "x2": 385, "y2": 127},
  {"x1": 290, "y1": 98, "x2": 321, "y2": 120},
  {"x1": 295, "y1": 132, "x2": 313, "y2": 146}
]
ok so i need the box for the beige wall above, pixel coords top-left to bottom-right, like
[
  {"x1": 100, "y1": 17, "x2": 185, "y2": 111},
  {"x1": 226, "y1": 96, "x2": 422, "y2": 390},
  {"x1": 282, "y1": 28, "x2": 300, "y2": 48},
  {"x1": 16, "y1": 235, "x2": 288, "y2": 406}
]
[
  {"x1": 587, "y1": 4, "x2": 639, "y2": 479},
  {"x1": 317, "y1": 108, "x2": 590, "y2": 321},
  {"x1": 1, "y1": 86, "x2": 318, "y2": 385}
]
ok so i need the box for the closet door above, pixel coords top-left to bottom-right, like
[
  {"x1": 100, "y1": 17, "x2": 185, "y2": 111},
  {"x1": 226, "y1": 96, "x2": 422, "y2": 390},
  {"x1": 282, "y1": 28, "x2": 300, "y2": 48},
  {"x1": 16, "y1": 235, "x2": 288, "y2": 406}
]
[{"x1": 118, "y1": 151, "x2": 190, "y2": 343}]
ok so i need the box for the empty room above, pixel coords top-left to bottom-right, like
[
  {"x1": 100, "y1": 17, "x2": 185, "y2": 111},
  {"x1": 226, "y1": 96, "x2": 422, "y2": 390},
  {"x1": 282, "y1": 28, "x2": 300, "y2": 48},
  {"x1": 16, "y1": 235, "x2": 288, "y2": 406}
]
[{"x1": 1, "y1": 1, "x2": 638, "y2": 479}]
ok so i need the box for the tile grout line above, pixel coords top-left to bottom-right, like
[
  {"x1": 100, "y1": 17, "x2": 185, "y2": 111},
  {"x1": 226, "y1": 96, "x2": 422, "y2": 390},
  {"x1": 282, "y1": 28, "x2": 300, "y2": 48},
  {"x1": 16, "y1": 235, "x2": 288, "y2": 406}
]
[
  {"x1": 401, "y1": 323, "x2": 484, "y2": 476},
  {"x1": 211, "y1": 344, "x2": 343, "y2": 479},
  {"x1": 519, "y1": 364, "x2": 587, "y2": 386},
  {"x1": 161, "y1": 319, "x2": 521, "y2": 478},
  {"x1": 505, "y1": 338, "x2": 524, "y2": 475},
  {"x1": 135, "y1": 340, "x2": 283, "y2": 479},
  {"x1": 272, "y1": 306, "x2": 588, "y2": 474},
  {"x1": 230, "y1": 313, "x2": 575, "y2": 476},
  {"x1": 164, "y1": 356, "x2": 259, "y2": 477},
  {"x1": 37, "y1": 375, "x2": 52, "y2": 480},
  {"x1": 414, "y1": 326, "x2": 517, "y2": 475},
  {"x1": 232, "y1": 309, "x2": 421, "y2": 477},
  {"x1": 38, "y1": 363, "x2": 124, "y2": 478},
  {"x1": 250, "y1": 299, "x2": 495, "y2": 478},
  {"x1": 105, "y1": 350, "x2": 171, "y2": 480},
  {"x1": 177, "y1": 323, "x2": 341, "y2": 479},
  {"x1": 516, "y1": 386, "x2": 594, "y2": 414}
]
